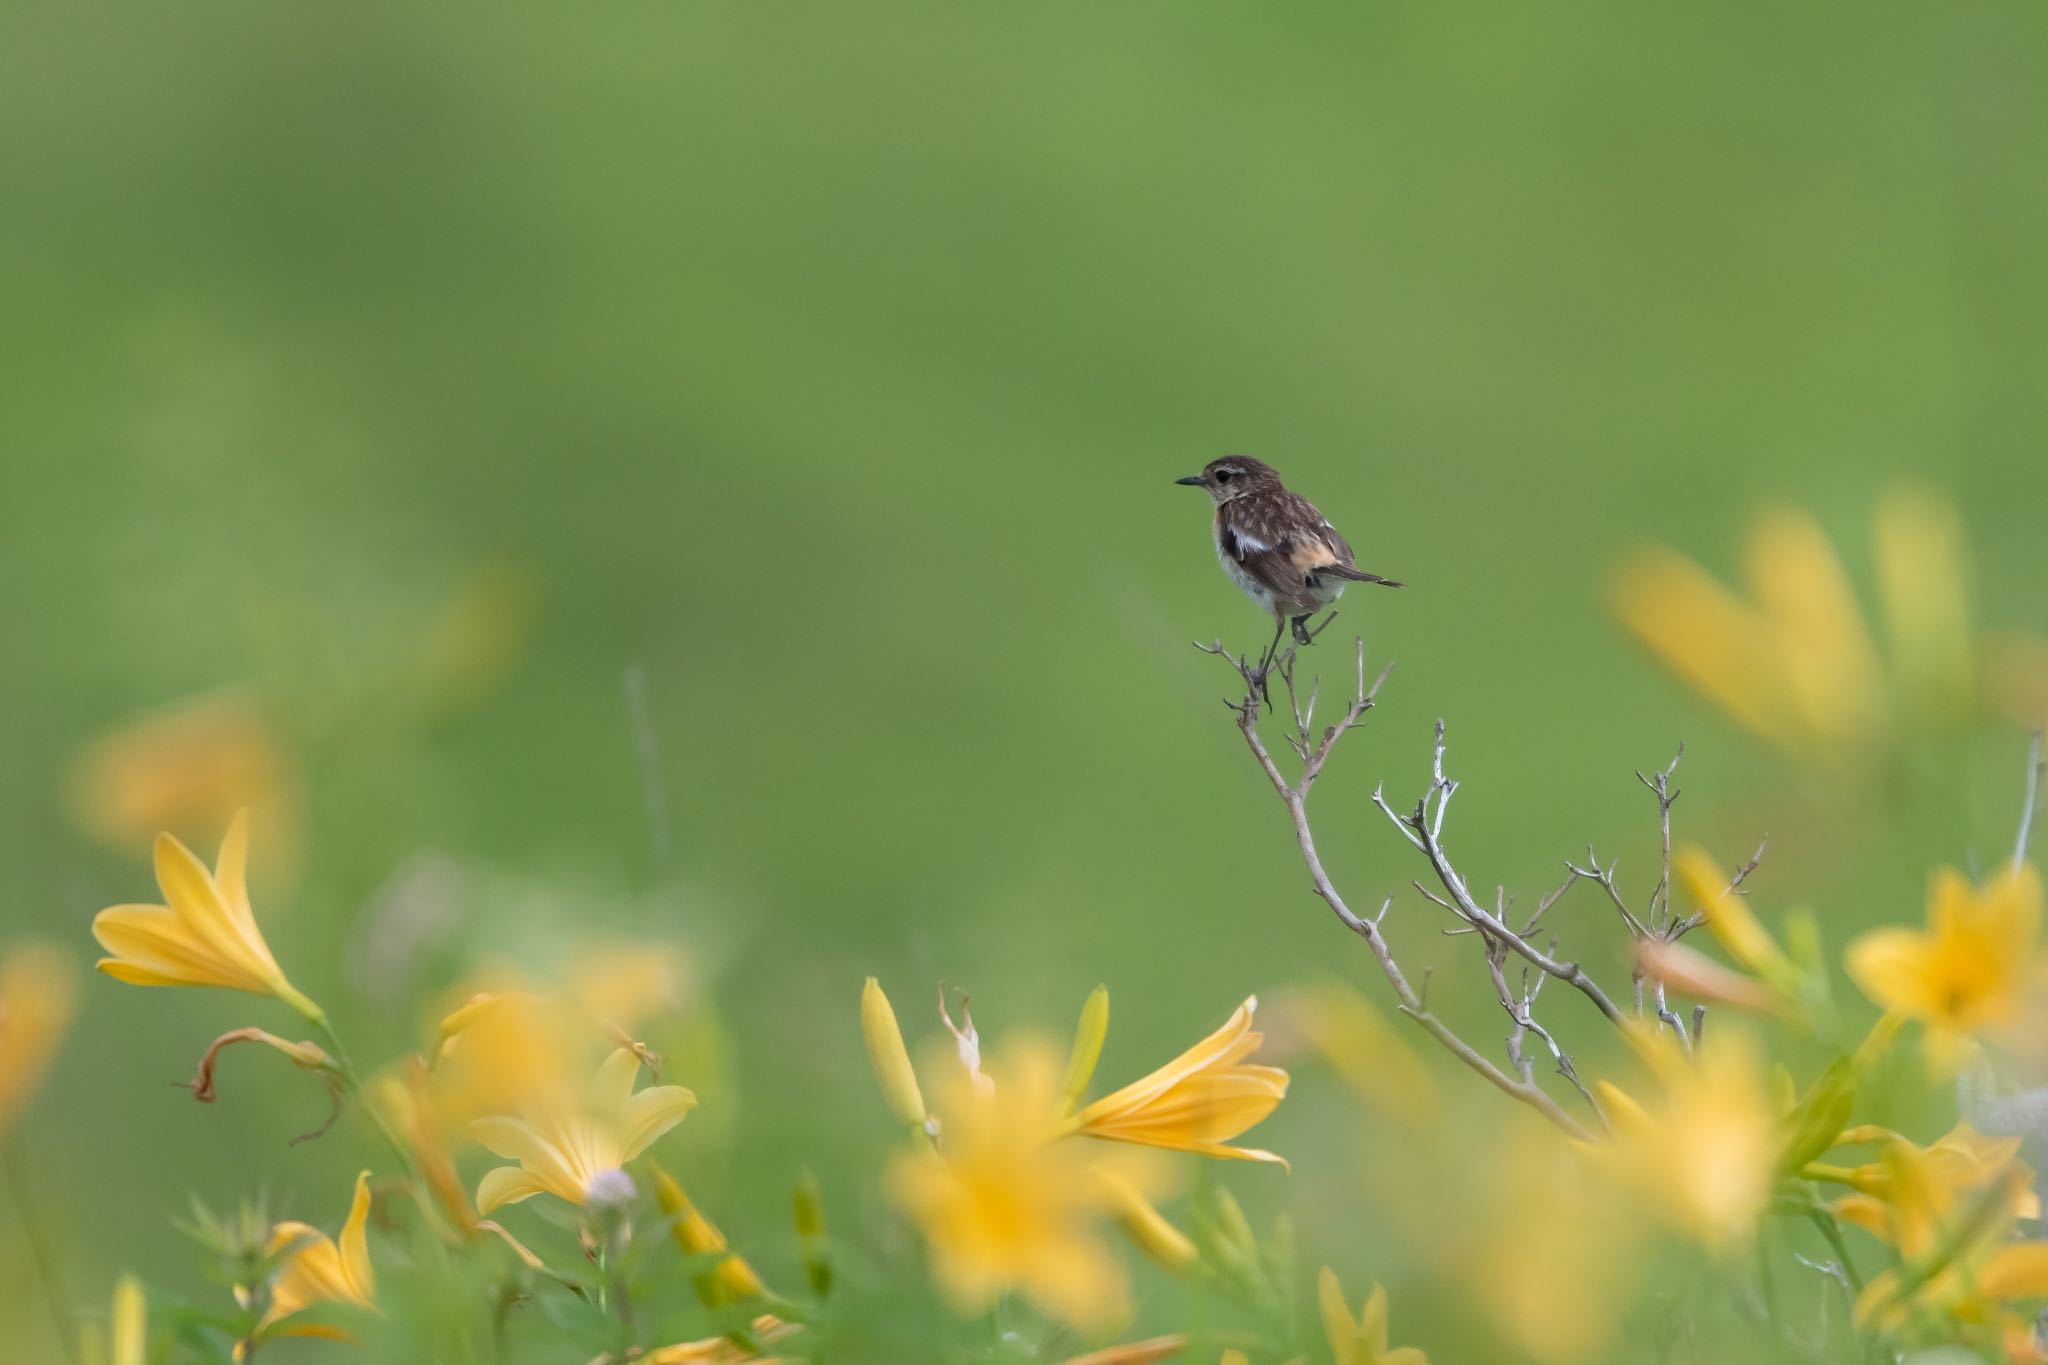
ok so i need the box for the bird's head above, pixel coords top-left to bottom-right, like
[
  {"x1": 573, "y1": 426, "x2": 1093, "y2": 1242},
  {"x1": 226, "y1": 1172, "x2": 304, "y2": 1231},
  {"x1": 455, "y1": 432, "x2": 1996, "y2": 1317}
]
[{"x1": 1173, "y1": 456, "x2": 1282, "y2": 504}]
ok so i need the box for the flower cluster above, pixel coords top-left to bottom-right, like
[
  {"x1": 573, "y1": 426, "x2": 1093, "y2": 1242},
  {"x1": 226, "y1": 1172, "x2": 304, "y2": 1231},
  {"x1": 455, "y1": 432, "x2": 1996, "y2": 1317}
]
[{"x1": 14, "y1": 486, "x2": 2048, "y2": 1364}]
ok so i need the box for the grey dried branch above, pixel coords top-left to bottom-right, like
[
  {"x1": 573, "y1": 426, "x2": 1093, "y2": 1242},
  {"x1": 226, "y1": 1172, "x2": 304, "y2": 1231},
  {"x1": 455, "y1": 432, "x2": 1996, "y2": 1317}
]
[
  {"x1": 1197, "y1": 637, "x2": 1594, "y2": 1141},
  {"x1": 1565, "y1": 849, "x2": 1652, "y2": 940},
  {"x1": 1635, "y1": 745, "x2": 1684, "y2": 932},
  {"x1": 1376, "y1": 721, "x2": 1627, "y2": 1026}
]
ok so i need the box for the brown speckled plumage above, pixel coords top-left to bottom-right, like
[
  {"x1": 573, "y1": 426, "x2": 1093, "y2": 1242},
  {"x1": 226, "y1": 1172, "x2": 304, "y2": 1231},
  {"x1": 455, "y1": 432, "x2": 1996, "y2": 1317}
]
[{"x1": 1176, "y1": 455, "x2": 1403, "y2": 644}]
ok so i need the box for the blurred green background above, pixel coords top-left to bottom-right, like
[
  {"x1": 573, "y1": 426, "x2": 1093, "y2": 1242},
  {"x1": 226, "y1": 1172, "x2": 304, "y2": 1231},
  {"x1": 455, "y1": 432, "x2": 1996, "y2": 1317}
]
[{"x1": 6, "y1": 2, "x2": 2048, "y2": 1360}]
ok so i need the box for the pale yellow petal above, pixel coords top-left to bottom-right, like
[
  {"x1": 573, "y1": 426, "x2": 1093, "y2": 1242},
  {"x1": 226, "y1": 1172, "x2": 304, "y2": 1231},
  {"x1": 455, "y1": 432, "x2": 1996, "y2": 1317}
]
[
  {"x1": 1609, "y1": 546, "x2": 1789, "y2": 747},
  {"x1": 1844, "y1": 929, "x2": 1941, "y2": 1017},
  {"x1": 469, "y1": 1115, "x2": 551, "y2": 1164},
  {"x1": 620, "y1": 1084, "x2": 698, "y2": 1161},
  {"x1": 1746, "y1": 506, "x2": 1887, "y2": 745},
  {"x1": 476, "y1": 1165, "x2": 556, "y2": 1213},
  {"x1": 592, "y1": 1047, "x2": 643, "y2": 1118},
  {"x1": 213, "y1": 808, "x2": 257, "y2": 936},
  {"x1": 1361, "y1": 1282, "x2": 1390, "y2": 1351},
  {"x1": 1873, "y1": 484, "x2": 1973, "y2": 715},
  {"x1": 1017, "y1": 1230, "x2": 1128, "y2": 1335},
  {"x1": 1319, "y1": 1265, "x2": 1358, "y2": 1362}
]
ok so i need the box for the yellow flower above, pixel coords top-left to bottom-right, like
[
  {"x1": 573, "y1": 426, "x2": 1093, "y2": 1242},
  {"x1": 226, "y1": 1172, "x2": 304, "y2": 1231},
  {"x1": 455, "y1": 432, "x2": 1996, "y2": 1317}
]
[
  {"x1": 861, "y1": 977, "x2": 932, "y2": 1133},
  {"x1": 1593, "y1": 1027, "x2": 1780, "y2": 1250},
  {"x1": 1461, "y1": 1121, "x2": 1641, "y2": 1363},
  {"x1": 653, "y1": 1164, "x2": 768, "y2": 1304},
  {"x1": 65, "y1": 689, "x2": 299, "y2": 879},
  {"x1": 0, "y1": 943, "x2": 77, "y2": 1135},
  {"x1": 1056, "y1": 995, "x2": 1289, "y2": 1164},
  {"x1": 471, "y1": 1047, "x2": 696, "y2": 1212},
  {"x1": 1611, "y1": 506, "x2": 1884, "y2": 760},
  {"x1": 1320, "y1": 1266, "x2": 1429, "y2": 1365},
  {"x1": 887, "y1": 1043, "x2": 1130, "y2": 1332},
  {"x1": 262, "y1": 1171, "x2": 376, "y2": 1337},
  {"x1": 1610, "y1": 488, "x2": 2033, "y2": 767},
  {"x1": 1834, "y1": 1125, "x2": 2044, "y2": 1338},
  {"x1": 1831, "y1": 1121, "x2": 2036, "y2": 1258},
  {"x1": 90, "y1": 811, "x2": 320, "y2": 1019},
  {"x1": 1845, "y1": 863, "x2": 2043, "y2": 1068},
  {"x1": 431, "y1": 990, "x2": 583, "y2": 1124}
]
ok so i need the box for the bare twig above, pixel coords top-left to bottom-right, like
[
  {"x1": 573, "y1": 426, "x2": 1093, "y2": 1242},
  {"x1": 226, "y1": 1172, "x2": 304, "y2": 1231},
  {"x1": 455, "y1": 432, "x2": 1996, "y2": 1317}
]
[
  {"x1": 1197, "y1": 638, "x2": 1595, "y2": 1141},
  {"x1": 1376, "y1": 722, "x2": 1626, "y2": 1026},
  {"x1": 1635, "y1": 746, "x2": 1683, "y2": 931}
]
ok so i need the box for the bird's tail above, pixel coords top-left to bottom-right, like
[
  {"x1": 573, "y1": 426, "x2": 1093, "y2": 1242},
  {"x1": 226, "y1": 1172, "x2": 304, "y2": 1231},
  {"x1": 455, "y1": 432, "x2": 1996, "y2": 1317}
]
[{"x1": 1323, "y1": 566, "x2": 1405, "y2": 588}]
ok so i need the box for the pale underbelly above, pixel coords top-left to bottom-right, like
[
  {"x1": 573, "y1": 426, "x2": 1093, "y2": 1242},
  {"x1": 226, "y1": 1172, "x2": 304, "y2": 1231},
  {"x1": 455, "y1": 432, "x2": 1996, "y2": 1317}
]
[{"x1": 1217, "y1": 541, "x2": 1347, "y2": 616}]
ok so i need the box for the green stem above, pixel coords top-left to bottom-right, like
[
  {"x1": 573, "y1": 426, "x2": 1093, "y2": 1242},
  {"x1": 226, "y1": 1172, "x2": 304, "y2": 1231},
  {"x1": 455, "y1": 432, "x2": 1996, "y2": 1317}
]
[
  {"x1": 1798, "y1": 1162, "x2": 1862, "y2": 1187},
  {"x1": 1806, "y1": 1208, "x2": 1864, "y2": 1292},
  {"x1": 300, "y1": 1005, "x2": 463, "y2": 1245},
  {"x1": 1, "y1": 1141, "x2": 79, "y2": 1365}
]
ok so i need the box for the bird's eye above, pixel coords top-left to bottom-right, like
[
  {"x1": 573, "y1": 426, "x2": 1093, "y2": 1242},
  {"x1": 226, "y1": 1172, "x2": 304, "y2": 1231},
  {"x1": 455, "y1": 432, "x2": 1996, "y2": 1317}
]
[{"x1": 1214, "y1": 469, "x2": 1233, "y2": 484}]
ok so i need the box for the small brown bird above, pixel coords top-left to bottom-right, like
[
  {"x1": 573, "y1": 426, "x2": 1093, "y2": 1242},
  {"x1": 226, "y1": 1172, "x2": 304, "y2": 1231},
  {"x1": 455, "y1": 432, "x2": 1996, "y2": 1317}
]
[{"x1": 1175, "y1": 455, "x2": 1403, "y2": 663}]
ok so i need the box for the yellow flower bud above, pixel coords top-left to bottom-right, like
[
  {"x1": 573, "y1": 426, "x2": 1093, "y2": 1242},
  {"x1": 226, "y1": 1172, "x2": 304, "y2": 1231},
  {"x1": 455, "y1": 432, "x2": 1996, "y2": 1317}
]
[
  {"x1": 861, "y1": 977, "x2": 929, "y2": 1131},
  {"x1": 653, "y1": 1165, "x2": 766, "y2": 1304},
  {"x1": 1058, "y1": 985, "x2": 1110, "y2": 1115},
  {"x1": 1093, "y1": 1168, "x2": 1196, "y2": 1275}
]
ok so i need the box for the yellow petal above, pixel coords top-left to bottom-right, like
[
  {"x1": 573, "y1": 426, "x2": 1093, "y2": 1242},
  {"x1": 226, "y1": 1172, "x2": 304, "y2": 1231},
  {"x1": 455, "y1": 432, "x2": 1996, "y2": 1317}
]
[
  {"x1": 1844, "y1": 928, "x2": 1941, "y2": 1017},
  {"x1": 1675, "y1": 846, "x2": 1791, "y2": 983},
  {"x1": 476, "y1": 1165, "x2": 555, "y2": 1213},
  {"x1": 1016, "y1": 1230, "x2": 1128, "y2": 1336},
  {"x1": 1746, "y1": 506, "x2": 1887, "y2": 746},
  {"x1": 1319, "y1": 1265, "x2": 1358, "y2": 1363},
  {"x1": 93, "y1": 907, "x2": 250, "y2": 991},
  {"x1": 212, "y1": 809, "x2": 257, "y2": 936},
  {"x1": 591, "y1": 1047, "x2": 643, "y2": 1118},
  {"x1": 338, "y1": 1172, "x2": 373, "y2": 1299},
  {"x1": 1873, "y1": 484, "x2": 1974, "y2": 714},
  {"x1": 1980, "y1": 1242, "x2": 2048, "y2": 1300},
  {"x1": 1361, "y1": 1282, "x2": 1391, "y2": 1351},
  {"x1": 1608, "y1": 546, "x2": 1789, "y2": 748},
  {"x1": 621, "y1": 1084, "x2": 698, "y2": 1161},
  {"x1": 0, "y1": 944, "x2": 78, "y2": 1133}
]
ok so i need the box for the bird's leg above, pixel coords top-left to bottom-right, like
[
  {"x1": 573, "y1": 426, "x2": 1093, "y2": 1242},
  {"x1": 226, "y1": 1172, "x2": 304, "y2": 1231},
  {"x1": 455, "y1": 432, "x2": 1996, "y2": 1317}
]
[
  {"x1": 1290, "y1": 613, "x2": 1316, "y2": 647},
  {"x1": 1251, "y1": 615, "x2": 1286, "y2": 707}
]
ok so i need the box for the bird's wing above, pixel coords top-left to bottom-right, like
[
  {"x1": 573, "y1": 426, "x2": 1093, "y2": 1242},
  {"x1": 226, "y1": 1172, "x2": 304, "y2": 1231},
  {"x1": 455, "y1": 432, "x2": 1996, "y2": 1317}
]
[
  {"x1": 1221, "y1": 494, "x2": 1351, "y2": 606},
  {"x1": 1223, "y1": 494, "x2": 1404, "y2": 599}
]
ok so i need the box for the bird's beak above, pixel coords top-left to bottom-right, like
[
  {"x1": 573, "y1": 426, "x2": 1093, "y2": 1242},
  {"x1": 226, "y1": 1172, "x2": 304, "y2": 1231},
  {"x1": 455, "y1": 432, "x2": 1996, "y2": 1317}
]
[{"x1": 1174, "y1": 475, "x2": 1206, "y2": 487}]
